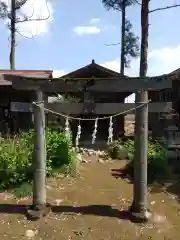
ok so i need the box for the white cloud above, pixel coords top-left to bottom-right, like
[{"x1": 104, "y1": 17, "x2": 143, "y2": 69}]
[
  {"x1": 100, "y1": 58, "x2": 140, "y2": 77},
  {"x1": 101, "y1": 45, "x2": 180, "y2": 77},
  {"x1": 101, "y1": 59, "x2": 120, "y2": 73},
  {"x1": 101, "y1": 45, "x2": 180, "y2": 102},
  {"x1": 52, "y1": 70, "x2": 66, "y2": 78},
  {"x1": 2, "y1": 0, "x2": 53, "y2": 37},
  {"x1": 100, "y1": 59, "x2": 137, "y2": 102},
  {"x1": 73, "y1": 26, "x2": 100, "y2": 36},
  {"x1": 148, "y1": 45, "x2": 180, "y2": 75},
  {"x1": 89, "y1": 18, "x2": 100, "y2": 24}
]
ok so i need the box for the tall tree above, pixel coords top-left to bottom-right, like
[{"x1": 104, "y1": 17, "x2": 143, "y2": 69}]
[
  {"x1": 102, "y1": 0, "x2": 138, "y2": 75},
  {"x1": 0, "y1": 0, "x2": 50, "y2": 69},
  {"x1": 10, "y1": 0, "x2": 16, "y2": 70},
  {"x1": 131, "y1": 0, "x2": 180, "y2": 222}
]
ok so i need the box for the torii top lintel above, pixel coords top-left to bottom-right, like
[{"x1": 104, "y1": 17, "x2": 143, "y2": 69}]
[{"x1": 3, "y1": 73, "x2": 178, "y2": 93}]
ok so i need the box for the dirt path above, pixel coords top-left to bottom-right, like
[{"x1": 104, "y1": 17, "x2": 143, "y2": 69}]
[{"x1": 0, "y1": 161, "x2": 180, "y2": 239}]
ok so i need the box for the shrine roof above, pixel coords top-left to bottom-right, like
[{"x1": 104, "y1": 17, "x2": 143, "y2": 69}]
[
  {"x1": 59, "y1": 59, "x2": 128, "y2": 79},
  {"x1": 171, "y1": 68, "x2": 180, "y2": 76},
  {"x1": 0, "y1": 69, "x2": 53, "y2": 86}
]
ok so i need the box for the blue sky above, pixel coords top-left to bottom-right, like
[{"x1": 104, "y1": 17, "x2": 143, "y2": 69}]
[{"x1": 0, "y1": 0, "x2": 180, "y2": 79}]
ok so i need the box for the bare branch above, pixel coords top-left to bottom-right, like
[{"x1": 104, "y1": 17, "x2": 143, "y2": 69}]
[
  {"x1": 149, "y1": 4, "x2": 180, "y2": 13},
  {"x1": 16, "y1": 15, "x2": 49, "y2": 23},
  {"x1": 15, "y1": 0, "x2": 28, "y2": 10},
  {"x1": 15, "y1": 6, "x2": 35, "y2": 23},
  {"x1": 104, "y1": 42, "x2": 120, "y2": 46},
  {"x1": 134, "y1": 0, "x2": 141, "y2": 5},
  {"x1": 16, "y1": 28, "x2": 37, "y2": 39},
  {"x1": 5, "y1": 0, "x2": 51, "y2": 23},
  {"x1": 5, "y1": 22, "x2": 36, "y2": 39},
  {"x1": 16, "y1": 0, "x2": 51, "y2": 23}
]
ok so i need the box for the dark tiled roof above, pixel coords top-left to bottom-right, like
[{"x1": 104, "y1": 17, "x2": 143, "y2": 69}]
[
  {"x1": 0, "y1": 69, "x2": 53, "y2": 86},
  {"x1": 60, "y1": 59, "x2": 126, "y2": 78},
  {"x1": 171, "y1": 68, "x2": 180, "y2": 76},
  {"x1": 0, "y1": 74, "x2": 11, "y2": 85},
  {"x1": 0, "y1": 69, "x2": 53, "y2": 78}
]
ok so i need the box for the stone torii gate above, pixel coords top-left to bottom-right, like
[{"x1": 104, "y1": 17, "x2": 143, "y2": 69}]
[{"x1": 4, "y1": 73, "x2": 176, "y2": 221}]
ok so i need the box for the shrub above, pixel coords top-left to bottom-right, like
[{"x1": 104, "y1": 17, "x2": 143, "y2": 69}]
[
  {"x1": 45, "y1": 128, "x2": 76, "y2": 175},
  {"x1": 108, "y1": 140, "x2": 129, "y2": 159},
  {"x1": 0, "y1": 128, "x2": 76, "y2": 190},
  {"x1": 123, "y1": 139, "x2": 134, "y2": 155},
  {"x1": 13, "y1": 182, "x2": 32, "y2": 198},
  {"x1": 122, "y1": 138, "x2": 169, "y2": 183},
  {"x1": 0, "y1": 136, "x2": 32, "y2": 189}
]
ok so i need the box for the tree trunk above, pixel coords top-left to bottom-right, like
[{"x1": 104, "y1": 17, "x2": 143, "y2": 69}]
[
  {"x1": 131, "y1": 0, "x2": 149, "y2": 222},
  {"x1": 139, "y1": 0, "x2": 148, "y2": 77},
  {"x1": 10, "y1": 0, "x2": 16, "y2": 70},
  {"x1": 120, "y1": 2, "x2": 126, "y2": 136},
  {"x1": 120, "y1": 2, "x2": 126, "y2": 75}
]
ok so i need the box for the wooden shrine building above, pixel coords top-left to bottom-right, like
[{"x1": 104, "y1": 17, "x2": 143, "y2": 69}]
[
  {"x1": 0, "y1": 61, "x2": 131, "y2": 147},
  {"x1": 0, "y1": 70, "x2": 52, "y2": 134},
  {"x1": 52, "y1": 60, "x2": 131, "y2": 146}
]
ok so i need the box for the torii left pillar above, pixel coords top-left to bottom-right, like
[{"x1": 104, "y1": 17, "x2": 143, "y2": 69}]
[{"x1": 27, "y1": 90, "x2": 50, "y2": 220}]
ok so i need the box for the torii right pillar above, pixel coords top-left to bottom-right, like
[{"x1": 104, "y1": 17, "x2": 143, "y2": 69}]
[{"x1": 131, "y1": 89, "x2": 149, "y2": 222}]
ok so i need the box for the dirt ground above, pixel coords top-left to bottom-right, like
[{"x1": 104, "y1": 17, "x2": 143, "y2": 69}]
[{"x1": 1, "y1": 160, "x2": 180, "y2": 239}]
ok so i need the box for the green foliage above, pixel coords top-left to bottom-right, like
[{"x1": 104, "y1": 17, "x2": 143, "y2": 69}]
[
  {"x1": 124, "y1": 19, "x2": 140, "y2": 67},
  {"x1": 102, "y1": 0, "x2": 140, "y2": 68},
  {"x1": 0, "y1": 1, "x2": 28, "y2": 20},
  {"x1": 123, "y1": 138, "x2": 134, "y2": 154},
  {"x1": 0, "y1": 136, "x2": 32, "y2": 189},
  {"x1": 12, "y1": 182, "x2": 32, "y2": 198},
  {"x1": 147, "y1": 139, "x2": 169, "y2": 182},
  {"x1": 123, "y1": 138, "x2": 169, "y2": 183},
  {"x1": 102, "y1": 0, "x2": 136, "y2": 11},
  {"x1": 45, "y1": 128, "x2": 75, "y2": 172},
  {"x1": 124, "y1": 137, "x2": 168, "y2": 159},
  {"x1": 0, "y1": 128, "x2": 76, "y2": 190},
  {"x1": 108, "y1": 140, "x2": 129, "y2": 159},
  {"x1": 0, "y1": 2, "x2": 8, "y2": 19}
]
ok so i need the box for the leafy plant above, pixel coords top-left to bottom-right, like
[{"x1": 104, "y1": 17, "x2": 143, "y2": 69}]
[
  {"x1": 123, "y1": 138, "x2": 134, "y2": 155},
  {"x1": 108, "y1": 140, "x2": 128, "y2": 159},
  {"x1": 45, "y1": 128, "x2": 75, "y2": 171},
  {"x1": 0, "y1": 128, "x2": 76, "y2": 190},
  {"x1": 122, "y1": 138, "x2": 169, "y2": 183},
  {"x1": 13, "y1": 182, "x2": 32, "y2": 198},
  {"x1": 0, "y1": 136, "x2": 32, "y2": 189}
]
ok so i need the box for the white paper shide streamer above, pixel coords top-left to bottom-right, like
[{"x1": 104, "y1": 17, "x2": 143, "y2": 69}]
[
  {"x1": 65, "y1": 117, "x2": 70, "y2": 139},
  {"x1": 92, "y1": 118, "x2": 98, "y2": 144},
  {"x1": 108, "y1": 116, "x2": 113, "y2": 144},
  {"x1": 75, "y1": 121, "x2": 81, "y2": 147}
]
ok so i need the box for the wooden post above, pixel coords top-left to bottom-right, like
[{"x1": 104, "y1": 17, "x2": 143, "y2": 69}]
[
  {"x1": 27, "y1": 90, "x2": 50, "y2": 219},
  {"x1": 131, "y1": 90, "x2": 149, "y2": 221},
  {"x1": 32, "y1": 90, "x2": 46, "y2": 207},
  {"x1": 131, "y1": 0, "x2": 149, "y2": 222}
]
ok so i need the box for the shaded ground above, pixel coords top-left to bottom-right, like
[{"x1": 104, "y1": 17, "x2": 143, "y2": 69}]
[{"x1": 1, "y1": 161, "x2": 180, "y2": 239}]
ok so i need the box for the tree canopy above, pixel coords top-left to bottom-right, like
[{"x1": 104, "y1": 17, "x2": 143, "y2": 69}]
[
  {"x1": 102, "y1": 0, "x2": 136, "y2": 10},
  {"x1": 124, "y1": 19, "x2": 139, "y2": 67}
]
